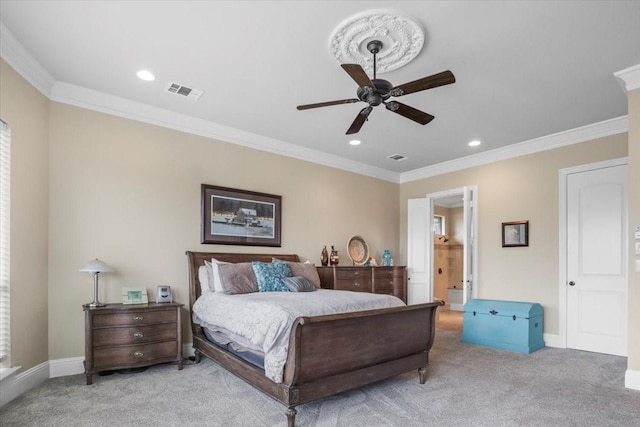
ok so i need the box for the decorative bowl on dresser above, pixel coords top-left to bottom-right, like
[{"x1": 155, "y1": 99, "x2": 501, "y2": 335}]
[
  {"x1": 83, "y1": 302, "x2": 183, "y2": 385},
  {"x1": 316, "y1": 266, "x2": 407, "y2": 303}
]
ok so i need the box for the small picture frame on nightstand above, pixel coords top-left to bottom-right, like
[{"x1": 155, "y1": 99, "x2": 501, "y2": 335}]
[{"x1": 122, "y1": 287, "x2": 148, "y2": 304}]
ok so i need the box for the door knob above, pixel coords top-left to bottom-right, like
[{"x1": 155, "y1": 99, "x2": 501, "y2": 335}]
[{"x1": 568, "y1": 281, "x2": 576, "y2": 286}]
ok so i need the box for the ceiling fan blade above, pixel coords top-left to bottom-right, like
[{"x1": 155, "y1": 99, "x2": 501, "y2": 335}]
[
  {"x1": 385, "y1": 101, "x2": 434, "y2": 125},
  {"x1": 341, "y1": 64, "x2": 375, "y2": 88},
  {"x1": 346, "y1": 106, "x2": 373, "y2": 135},
  {"x1": 297, "y1": 99, "x2": 360, "y2": 110},
  {"x1": 390, "y1": 70, "x2": 455, "y2": 97}
]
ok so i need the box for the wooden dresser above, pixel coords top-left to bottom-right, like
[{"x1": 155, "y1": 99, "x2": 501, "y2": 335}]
[
  {"x1": 317, "y1": 266, "x2": 407, "y2": 303},
  {"x1": 83, "y1": 302, "x2": 183, "y2": 385}
]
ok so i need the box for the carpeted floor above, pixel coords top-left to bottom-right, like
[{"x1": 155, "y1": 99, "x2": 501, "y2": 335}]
[{"x1": 1, "y1": 328, "x2": 638, "y2": 427}]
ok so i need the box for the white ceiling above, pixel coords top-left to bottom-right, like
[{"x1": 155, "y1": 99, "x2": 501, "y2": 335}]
[{"x1": 1, "y1": 1, "x2": 639, "y2": 181}]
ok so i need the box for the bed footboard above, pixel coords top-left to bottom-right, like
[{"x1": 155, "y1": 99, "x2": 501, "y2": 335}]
[{"x1": 282, "y1": 302, "x2": 442, "y2": 403}]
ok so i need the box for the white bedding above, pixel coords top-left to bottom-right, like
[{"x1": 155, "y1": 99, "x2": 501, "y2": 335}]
[{"x1": 192, "y1": 289, "x2": 404, "y2": 383}]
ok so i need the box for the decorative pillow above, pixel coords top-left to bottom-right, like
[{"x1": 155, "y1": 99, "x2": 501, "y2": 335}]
[
  {"x1": 252, "y1": 261, "x2": 291, "y2": 292},
  {"x1": 272, "y1": 259, "x2": 321, "y2": 288},
  {"x1": 282, "y1": 276, "x2": 316, "y2": 292},
  {"x1": 198, "y1": 265, "x2": 210, "y2": 295},
  {"x1": 217, "y1": 262, "x2": 259, "y2": 294},
  {"x1": 210, "y1": 258, "x2": 230, "y2": 293}
]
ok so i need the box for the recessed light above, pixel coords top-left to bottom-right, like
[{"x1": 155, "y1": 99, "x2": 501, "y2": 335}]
[
  {"x1": 349, "y1": 140, "x2": 361, "y2": 146},
  {"x1": 136, "y1": 70, "x2": 155, "y2": 81},
  {"x1": 468, "y1": 140, "x2": 481, "y2": 147}
]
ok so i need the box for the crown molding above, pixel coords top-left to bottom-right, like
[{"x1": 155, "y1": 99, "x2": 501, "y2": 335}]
[
  {"x1": 399, "y1": 116, "x2": 628, "y2": 183},
  {"x1": 0, "y1": 21, "x2": 55, "y2": 97},
  {"x1": 49, "y1": 81, "x2": 399, "y2": 183},
  {"x1": 614, "y1": 64, "x2": 640, "y2": 92}
]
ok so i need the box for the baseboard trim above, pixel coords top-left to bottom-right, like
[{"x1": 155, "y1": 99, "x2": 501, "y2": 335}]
[
  {"x1": 542, "y1": 333, "x2": 562, "y2": 348},
  {"x1": 49, "y1": 356, "x2": 84, "y2": 378},
  {"x1": 0, "y1": 361, "x2": 49, "y2": 407},
  {"x1": 625, "y1": 369, "x2": 640, "y2": 391}
]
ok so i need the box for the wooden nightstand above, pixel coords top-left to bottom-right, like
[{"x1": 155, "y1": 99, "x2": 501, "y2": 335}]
[{"x1": 83, "y1": 302, "x2": 183, "y2": 385}]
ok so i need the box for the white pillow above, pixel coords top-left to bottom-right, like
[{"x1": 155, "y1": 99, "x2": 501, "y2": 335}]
[
  {"x1": 198, "y1": 265, "x2": 211, "y2": 295},
  {"x1": 210, "y1": 258, "x2": 230, "y2": 293}
]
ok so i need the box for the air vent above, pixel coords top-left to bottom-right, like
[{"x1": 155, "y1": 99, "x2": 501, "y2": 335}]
[
  {"x1": 166, "y1": 82, "x2": 204, "y2": 100},
  {"x1": 387, "y1": 154, "x2": 408, "y2": 161}
]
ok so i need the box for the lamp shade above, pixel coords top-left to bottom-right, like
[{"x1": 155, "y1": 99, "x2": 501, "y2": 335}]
[{"x1": 79, "y1": 258, "x2": 114, "y2": 274}]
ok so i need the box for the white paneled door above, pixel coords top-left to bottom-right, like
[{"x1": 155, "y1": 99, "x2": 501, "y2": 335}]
[
  {"x1": 407, "y1": 198, "x2": 431, "y2": 304},
  {"x1": 566, "y1": 163, "x2": 628, "y2": 356}
]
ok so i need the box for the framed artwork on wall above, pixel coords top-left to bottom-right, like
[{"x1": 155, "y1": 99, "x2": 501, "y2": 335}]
[
  {"x1": 502, "y1": 220, "x2": 529, "y2": 247},
  {"x1": 201, "y1": 184, "x2": 281, "y2": 246}
]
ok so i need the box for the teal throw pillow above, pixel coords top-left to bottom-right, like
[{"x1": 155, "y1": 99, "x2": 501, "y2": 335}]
[{"x1": 252, "y1": 261, "x2": 291, "y2": 292}]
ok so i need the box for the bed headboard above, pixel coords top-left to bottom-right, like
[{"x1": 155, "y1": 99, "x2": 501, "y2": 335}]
[{"x1": 185, "y1": 251, "x2": 300, "y2": 312}]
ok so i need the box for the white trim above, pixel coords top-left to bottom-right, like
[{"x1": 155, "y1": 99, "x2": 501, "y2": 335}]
[
  {"x1": 625, "y1": 369, "x2": 640, "y2": 391},
  {"x1": 0, "y1": 365, "x2": 19, "y2": 381},
  {"x1": 542, "y1": 333, "x2": 563, "y2": 349},
  {"x1": 614, "y1": 64, "x2": 640, "y2": 92},
  {"x1": 400, "y1": 116, "x2": 628, "y2": 183},
  {"x1": 49, "y1": 356, "x2": 84, "y2": 378},
  {"x1": 558, "y1": 157, "x2": 629, "y2": 351},
  {"x1": 0, "y1": 361, "x2": 49, "y2": 407},
  {"x1": 183, "y1": 342, "x2": 194, "y2": 358},
  {"x1": 0, "y1": 22, "x2": 55, "y2": 97}
]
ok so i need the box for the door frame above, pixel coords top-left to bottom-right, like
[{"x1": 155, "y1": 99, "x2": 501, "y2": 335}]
[
  {"x1": 426, "y1": 186, "x2": 478, "y2": 305},
  {"x1": 558, "y1": 157, "x2": 628, "y2": 349}
]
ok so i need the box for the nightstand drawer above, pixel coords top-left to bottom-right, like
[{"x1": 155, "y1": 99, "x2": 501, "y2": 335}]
[
  {"x1": 93, "y1": 341, "x2": 178, "y2": 368},
  {"x1": 93, "y1": 323, "x2": 177, "y2": 347},
  {"x1": 93, "y1": 309, "x2": 177, "y2": 327}
]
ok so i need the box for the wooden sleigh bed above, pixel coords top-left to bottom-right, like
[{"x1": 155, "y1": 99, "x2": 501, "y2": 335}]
[{"x1": 187, "y1": 251, "x2": 443, "y2": 426}]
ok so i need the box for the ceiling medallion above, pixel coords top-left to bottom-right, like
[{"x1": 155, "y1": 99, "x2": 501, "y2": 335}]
[{"x1": 329, "y1": 10, "x2": 425, "y2": 75}]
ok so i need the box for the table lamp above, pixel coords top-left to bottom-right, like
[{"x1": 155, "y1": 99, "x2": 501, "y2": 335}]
[{"x1": 79, "y1": 258, "x2": 114, "y2": 308}]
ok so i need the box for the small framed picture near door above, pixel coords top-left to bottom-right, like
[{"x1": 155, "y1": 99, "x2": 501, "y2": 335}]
[{"x1": 502, "y1": 220, "x2": 529, "y2": 247}]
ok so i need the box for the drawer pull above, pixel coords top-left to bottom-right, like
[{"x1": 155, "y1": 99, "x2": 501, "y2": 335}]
[
  {"x1": 489, "y1": 310, "x2": 498, "y2": 315},
  {"x1": 133, "y1": 332, "x2": 144, "y2": 338},
  {"x1": 134, "y1": 315, "x2": 143, "y2": 321},
  {"x1": 354, "y1": 282, "x2": 360, "y2": 287},
  {"x1": 133, "y1": 351, "x2": 144, "y2": 358}
]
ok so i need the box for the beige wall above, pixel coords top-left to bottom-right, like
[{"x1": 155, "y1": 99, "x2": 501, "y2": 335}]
[
  {"x1": 399, "y1": 134, "x2": 628, "y2": 335},
  {"x1": 47, "y1": 102, "x2": 399, "y2": 359},
  {"x1": 0, "y1": 59, "x2": 50, "y2": 372},
  {"x1": 627, "y1": 88, "x2": 639, "y2": 372}
]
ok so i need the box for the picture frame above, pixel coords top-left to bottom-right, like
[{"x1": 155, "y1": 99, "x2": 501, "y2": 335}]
[
  {"x1": 122, "y1": 287, "x2": 149, "y2": 305},
  {"x1": 201, "y1": 184, "x2": 282, "y2": 246},
  {"x1": 502, "y1": 220, "x2": 529, "y2": 247}
]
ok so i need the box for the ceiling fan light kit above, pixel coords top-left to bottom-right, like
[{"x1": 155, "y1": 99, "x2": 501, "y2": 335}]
[{"x1": 298, "y1": 10, "x2": 455, "y2": 135}]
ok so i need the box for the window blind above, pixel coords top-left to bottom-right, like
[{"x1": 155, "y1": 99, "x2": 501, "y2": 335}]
[{"x1": 0, "y1": 119, "x2": 10, "y2": 366}]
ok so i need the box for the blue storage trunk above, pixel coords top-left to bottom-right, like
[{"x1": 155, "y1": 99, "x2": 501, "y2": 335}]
[{"x1": 461, "y1": 299, "x2": 544, "y2": 353}]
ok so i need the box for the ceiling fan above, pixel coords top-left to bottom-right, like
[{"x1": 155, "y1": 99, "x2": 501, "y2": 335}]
[{"x1": 297, "y1": 40, "x2": 456, "y2": 135}]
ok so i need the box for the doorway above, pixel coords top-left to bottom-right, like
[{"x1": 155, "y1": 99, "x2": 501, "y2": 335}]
[{"x1": 407, "y1": 186, "x2": 478, "y2": 331}]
